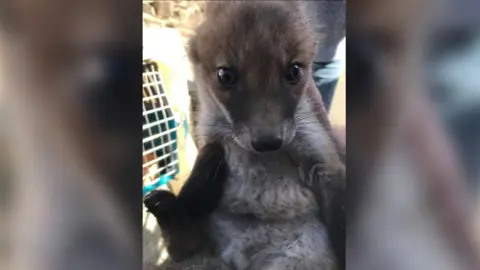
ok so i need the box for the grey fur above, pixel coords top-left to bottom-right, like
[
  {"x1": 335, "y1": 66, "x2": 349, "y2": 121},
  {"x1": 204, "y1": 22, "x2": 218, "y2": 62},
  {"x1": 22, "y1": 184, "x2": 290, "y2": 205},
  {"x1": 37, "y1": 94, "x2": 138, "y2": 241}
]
[
  {"x1": 160, "y1": 1, "x2": 343, "y2": 269},
  {"x1": 189, "y1": 95, "x2": 338, "y2": 270},
  {"x1": 210, "y1": 115, "x2": 336, "y2": 270},
  {"x1": 162, "y1": 96, "x2": 339, "y2": 270}
]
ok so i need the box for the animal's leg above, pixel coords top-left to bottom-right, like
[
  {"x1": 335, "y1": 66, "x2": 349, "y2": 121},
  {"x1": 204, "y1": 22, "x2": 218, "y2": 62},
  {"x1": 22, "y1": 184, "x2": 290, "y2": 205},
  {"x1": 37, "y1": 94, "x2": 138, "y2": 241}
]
[
  {"x1": 298, "y1": 162, "x2": 346, "y2": 269},
  {"x1": 144, "y1": 190, "x2": 208, "y2": 262},
  {"x1": 247, "y1": 248, "x2": 336, "y2": 270},
  {"x1": 247, "y1": 223, "x2": 336, "y2": 270},
  {"x1": 176, "y1": 141, "x2": 228, "y2": 217},
  {"x1": 219, "y1": 244, "x2": 249, "y2": 270},
  {"x1": 156, "y1": 253, "x2": 230, "y2": 270},
  {"x1": 247, "y1": 255, "x2": 300, "y2": 270},
  {"x1": 211, "y1": 215, "x2": 252, "y2": 270},
  {"x1": 248, "y1": 258, "x2": 336, "y2": 270},
  {"x1": 143, "y1": 141, "x2": 228, "y2": 261}
]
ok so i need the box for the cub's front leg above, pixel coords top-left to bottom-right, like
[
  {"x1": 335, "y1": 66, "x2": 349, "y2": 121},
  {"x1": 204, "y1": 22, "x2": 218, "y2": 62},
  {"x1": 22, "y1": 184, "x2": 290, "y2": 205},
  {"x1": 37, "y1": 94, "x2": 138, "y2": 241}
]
[
  {"x1": 144, "y1": 142, "x2": 228, "y2": 262},
  {"x1": 303, "y1": 160, "x2": 346, "y2": 270},
  {"x1": 288, "y1": 126, "x2": 345, "y2": 269}
]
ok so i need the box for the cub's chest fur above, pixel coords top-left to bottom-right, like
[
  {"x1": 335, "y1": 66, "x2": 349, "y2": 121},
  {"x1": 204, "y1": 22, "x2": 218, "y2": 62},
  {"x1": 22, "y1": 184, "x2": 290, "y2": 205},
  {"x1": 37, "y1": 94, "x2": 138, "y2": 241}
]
[{"x1": 219, "y1": 142, "x2": 319, "y2": 220}]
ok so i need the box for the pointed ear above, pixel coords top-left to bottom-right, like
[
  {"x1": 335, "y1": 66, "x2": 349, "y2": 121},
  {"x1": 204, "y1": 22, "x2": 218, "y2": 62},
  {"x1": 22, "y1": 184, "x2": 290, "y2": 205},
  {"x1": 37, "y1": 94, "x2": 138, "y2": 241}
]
[{"x1": 187, "y1": 36, "x2": 200, "y2": 64}]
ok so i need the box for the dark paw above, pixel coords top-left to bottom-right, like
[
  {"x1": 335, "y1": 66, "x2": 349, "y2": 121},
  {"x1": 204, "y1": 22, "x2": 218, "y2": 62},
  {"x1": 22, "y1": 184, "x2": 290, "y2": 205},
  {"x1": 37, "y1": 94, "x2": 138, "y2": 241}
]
[
  {"x1": 167, "y1": 242, "x2": 199, "y2": 262},
  {"x1": 143, "y1": 189, "x2": 177, "y2": 216}
]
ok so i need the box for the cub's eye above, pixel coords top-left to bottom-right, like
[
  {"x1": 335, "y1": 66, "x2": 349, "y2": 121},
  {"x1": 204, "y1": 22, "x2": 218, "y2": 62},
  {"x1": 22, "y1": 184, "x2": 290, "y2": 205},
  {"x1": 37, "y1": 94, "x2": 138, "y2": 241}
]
[
  {"x1": 217, "y1": 67, "x2": 238, "y2": 86},
  {"x1": 285, "y1": 63, "x2": 302, "y2": 84}
]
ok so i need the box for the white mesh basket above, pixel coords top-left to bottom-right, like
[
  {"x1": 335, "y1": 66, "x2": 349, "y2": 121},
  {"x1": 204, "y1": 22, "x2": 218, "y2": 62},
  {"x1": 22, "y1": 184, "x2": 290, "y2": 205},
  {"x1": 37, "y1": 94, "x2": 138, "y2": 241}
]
[{"x1": 142, "y1": 60, "x2": 179, "y2": 195}]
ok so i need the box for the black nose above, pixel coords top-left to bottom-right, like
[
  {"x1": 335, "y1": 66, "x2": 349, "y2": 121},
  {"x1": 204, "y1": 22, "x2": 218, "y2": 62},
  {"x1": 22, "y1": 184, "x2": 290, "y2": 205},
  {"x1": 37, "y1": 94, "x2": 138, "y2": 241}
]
[{"x1": 251, "y1": 136, "x2": 283, "y2": 152}]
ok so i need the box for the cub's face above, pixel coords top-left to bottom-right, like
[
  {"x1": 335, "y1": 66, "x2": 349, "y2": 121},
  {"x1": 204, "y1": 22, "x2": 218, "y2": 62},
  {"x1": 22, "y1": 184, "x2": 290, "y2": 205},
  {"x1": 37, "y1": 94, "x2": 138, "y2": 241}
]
[{"x1": 189, "y1": 1, "x2": 318, "y2": 153}]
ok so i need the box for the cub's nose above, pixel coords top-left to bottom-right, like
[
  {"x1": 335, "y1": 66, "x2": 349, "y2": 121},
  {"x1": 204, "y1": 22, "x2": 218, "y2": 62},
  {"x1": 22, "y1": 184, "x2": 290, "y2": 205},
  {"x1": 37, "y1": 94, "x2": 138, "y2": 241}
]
[{"x1": 251, "y1": 136, "x2": 283, "y2": 152}]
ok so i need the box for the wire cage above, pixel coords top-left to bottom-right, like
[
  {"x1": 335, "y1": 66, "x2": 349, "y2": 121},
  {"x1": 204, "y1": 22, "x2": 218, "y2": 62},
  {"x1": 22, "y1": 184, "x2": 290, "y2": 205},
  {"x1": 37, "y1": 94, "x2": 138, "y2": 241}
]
[{"x1": 142, "y1": 60, "x2": 179, "y2": 196}]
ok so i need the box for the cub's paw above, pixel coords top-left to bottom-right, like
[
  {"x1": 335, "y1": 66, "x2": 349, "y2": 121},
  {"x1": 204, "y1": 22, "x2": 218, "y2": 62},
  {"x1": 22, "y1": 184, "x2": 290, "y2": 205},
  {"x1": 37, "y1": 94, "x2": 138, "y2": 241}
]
[{"x1": 143, "y1": 189, "x2": 177, "y2": 217}]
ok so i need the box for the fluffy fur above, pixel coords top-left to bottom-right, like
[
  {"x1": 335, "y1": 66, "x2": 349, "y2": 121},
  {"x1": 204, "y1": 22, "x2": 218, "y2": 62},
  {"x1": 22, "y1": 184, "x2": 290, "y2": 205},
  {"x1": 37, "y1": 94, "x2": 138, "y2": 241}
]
[{"x1": 148, "y1": 1, "x2": 345, "y2": 269}]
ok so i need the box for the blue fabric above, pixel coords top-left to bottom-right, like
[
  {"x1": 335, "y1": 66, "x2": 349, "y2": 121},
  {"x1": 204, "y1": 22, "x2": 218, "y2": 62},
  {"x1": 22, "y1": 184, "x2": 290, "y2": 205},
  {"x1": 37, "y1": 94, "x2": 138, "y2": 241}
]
[
  {"x1": 312, "y1": 59, "x2": 343, "y2": 112},
  {"x1": 143, "y1": 174, "x2": 174, "y2": 196}
]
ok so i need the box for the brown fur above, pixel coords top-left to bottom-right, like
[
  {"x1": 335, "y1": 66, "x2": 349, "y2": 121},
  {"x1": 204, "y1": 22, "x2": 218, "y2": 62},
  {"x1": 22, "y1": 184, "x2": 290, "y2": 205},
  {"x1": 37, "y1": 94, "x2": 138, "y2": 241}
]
[
  {"x1": 188, "y1": 1, "x2": 318, "y2": 141},
  {"x1": 156, "y1": 1, "x2": 345, "y2": 269},
  {"x1": 188, "y1": 0, "x2": 343, "y2": 157}
]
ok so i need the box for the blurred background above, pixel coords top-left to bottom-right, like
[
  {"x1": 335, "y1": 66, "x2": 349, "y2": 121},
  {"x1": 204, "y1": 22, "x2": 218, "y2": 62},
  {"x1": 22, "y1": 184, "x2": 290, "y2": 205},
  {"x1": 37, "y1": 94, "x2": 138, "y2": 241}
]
[
  {"x1": 348, "y1": 0, "x2": 480, "y2": 269},
  {"x1": 0, "y1": 0, "x2": 142, "y2": 269}
]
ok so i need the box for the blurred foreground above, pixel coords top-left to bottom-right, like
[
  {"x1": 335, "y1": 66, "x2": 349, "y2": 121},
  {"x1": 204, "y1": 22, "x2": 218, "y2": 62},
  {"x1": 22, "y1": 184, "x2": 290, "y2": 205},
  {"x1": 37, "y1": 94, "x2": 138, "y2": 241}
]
[
  {"x1": 348, "y1": 0, "x2": 480, "y2": 269},
  {"x1": 0, "y1": 0, "x2": 142, "y2": 269}
]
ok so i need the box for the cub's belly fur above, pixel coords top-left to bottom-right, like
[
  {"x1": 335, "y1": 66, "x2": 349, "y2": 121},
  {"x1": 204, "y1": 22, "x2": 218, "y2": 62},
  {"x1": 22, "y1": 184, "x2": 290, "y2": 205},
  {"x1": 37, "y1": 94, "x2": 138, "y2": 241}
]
[
  {"x1": 220, "y1": 144, "x2": 319, "y2": 219},
  {"x1": 207, "y1": 145, "x2": 333, "y2": 269},
  {"x1": 221, "y1": 163, "x2": 318, "y2": 220}
]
